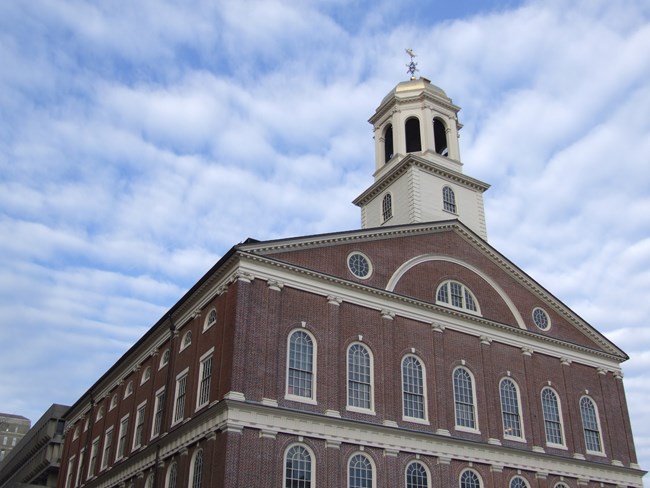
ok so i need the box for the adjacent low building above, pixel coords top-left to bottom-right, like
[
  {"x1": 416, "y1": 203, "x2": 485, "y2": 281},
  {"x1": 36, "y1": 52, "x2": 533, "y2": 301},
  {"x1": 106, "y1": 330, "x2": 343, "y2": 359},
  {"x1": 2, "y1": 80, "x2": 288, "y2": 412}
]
[
  {"x1": 0, "y1": 413, "x2": 31, "y2": 464},
  {"x1": 0, "y1": 404, "x2": 68, "y2": 488}
]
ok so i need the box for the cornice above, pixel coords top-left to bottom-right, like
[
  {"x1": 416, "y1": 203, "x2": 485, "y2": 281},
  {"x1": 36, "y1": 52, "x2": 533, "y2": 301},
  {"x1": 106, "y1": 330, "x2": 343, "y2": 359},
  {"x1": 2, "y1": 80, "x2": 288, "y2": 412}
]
[
  {"x1": 369, "y1": 90, "x2": 461, "y2": 126},
  {"x1": 236, "y1": 251, "x2": 625, "y2": 367},
  {"x1": 352, "y1": 154, "x2": 490, "y2": 207},
  {"x1": 80, "y1": 400, "x2": 645, "y2": 488},
  {"x1": 451, "y1": 226, "x2": 627, "y2": 359}
]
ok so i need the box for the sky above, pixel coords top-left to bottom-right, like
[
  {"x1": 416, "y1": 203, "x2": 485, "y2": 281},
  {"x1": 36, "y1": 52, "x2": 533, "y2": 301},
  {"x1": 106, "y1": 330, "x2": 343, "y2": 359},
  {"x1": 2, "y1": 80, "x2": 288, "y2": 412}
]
[{"x1": 1, "y1": 0, "x2": 649, "y2": 481}]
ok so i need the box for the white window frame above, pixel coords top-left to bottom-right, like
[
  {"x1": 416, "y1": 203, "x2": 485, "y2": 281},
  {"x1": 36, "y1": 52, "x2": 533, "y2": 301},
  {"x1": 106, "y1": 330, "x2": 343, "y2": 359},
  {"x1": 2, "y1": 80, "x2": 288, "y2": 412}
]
[
  {"x1": 87, "y1": 437, "x2": 100, "y2": 480},
  {"x1": 346, "y1": 342, "x2": 375, "y2": 415},
  {"x1": 172, "y1": 368, "x2": 189, "y2": 426},
  {"x1": 283, "y1": 443, "x2": 315, "y2": 488},
  {"x1": 75, "y1": 448, "x2": 85, "y2": 487},
  {"x1": 443, "y1": 185, "x2": 457, "y2": 213},
  {"x1": 100, "y1": 427, "x2": 113, "y2": 471},
  {"x1": 123, "y1": 381, "x2": 134, "y2": 399},
  {"x1": 405, "y1": 460, "x2": 430, "y2": 488},
  {"x1": 151, "y1": 386, "x2": 166, "y2": 439},
  {"x1": 115, "y1": 414, "x2": 130, "y2": 461},
  {"x1": 580, "y1": 395, "x2": 605, "y2": 455},
  {"x1": 159, "y1": 349, "x2": 170, "y2": 370},
  {"x1": 203, "y1": 308, "x2": 217, "y2": 332},
  {"x1": 189, "y1": 448, "x2": 204, "y2": 488},
  {"x1": 509, "y1": 476, "x2": 530, "y2": 488},
  {"x1": 141, "y1": 366, "x2": 151, "y2": 385},
  {"x1": 180, "y1": 331, "x2": 192, "y2": 352},
  {"x1": 541, "y1": 386, "x2": 567, "y2": 449},
  {"x1": 382, "y1": 192, "x2": 393, "y2": 222},
  {"x1": 285, "y1": 328, "x2": 317, "y2": 404},
  {"x1": 459, "y1": 468, "x2": 483, "y2": 488},
  {"x1": 166, "y1": 461, "x2": 178, "y2": 488},
  {"x1": 95, "y1": 406, "x2": 104, "y2": 422},
  {"x1": 436, "y1": 280, "x2": 481, "y2": 314},
  {"x1": 196, "y1": 348, "x2": 215, "y2": 410},
  {"x1": 65, "y1": 455, "x2": 76, "y2": 488},
  {"x1": 348, "y1": 452, "x2": 376, "y2": 488},
  {"x1": 499, "y1": 377, "x2": 525, "y2": 442},
  {"x1": 453, "y1": 366, "x2": 479, "y2": 433},
  {"x1": 109, "y1": 394, "x2": 118, "y2": 411},
  {"x1": 401, "y1": 354, "x2": 428, "y2": 423},
  {"x1": 132, "y1": 400, "x2": 147, "y2": 450}
]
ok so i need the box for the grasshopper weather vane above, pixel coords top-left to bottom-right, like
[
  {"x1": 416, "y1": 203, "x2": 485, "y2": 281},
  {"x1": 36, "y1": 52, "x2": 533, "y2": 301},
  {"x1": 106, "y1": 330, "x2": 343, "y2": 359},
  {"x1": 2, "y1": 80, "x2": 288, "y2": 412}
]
[{"x1": 405, "y1": 48, "x2": 419, "y2": 79}]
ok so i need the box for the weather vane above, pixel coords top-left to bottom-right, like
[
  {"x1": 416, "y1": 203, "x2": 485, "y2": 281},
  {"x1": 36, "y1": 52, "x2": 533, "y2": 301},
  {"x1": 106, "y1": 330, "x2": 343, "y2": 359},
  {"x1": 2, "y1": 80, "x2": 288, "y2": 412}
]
[{"x1": 405, "y1": 48, "x2": 418, "y2": 80}]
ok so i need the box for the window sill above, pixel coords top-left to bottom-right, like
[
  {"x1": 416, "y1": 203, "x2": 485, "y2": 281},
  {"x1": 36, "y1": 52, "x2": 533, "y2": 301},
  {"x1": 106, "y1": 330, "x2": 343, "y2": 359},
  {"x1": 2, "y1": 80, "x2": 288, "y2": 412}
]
[
  {"x1": 586, "y1": 449, "x2": 607, "y2": 457},
  {"x1": 285, "y1": 394, "x2": 317, "y2": 405},
  {"x1": 346, "y1": 406, "x2": 376, "y2": 416},
  {"x1": 454, "y1": 425, "x2": 481, "y2": 435},
  {"x1": 402, "y1": 416, "x2": 429, "y2": 425},
  {"x1": 503, "y1": 435, "x2": 527, "y2": 443},
  {"x1": 545, "y1": 442, "x2": 568, "y2": 450}
]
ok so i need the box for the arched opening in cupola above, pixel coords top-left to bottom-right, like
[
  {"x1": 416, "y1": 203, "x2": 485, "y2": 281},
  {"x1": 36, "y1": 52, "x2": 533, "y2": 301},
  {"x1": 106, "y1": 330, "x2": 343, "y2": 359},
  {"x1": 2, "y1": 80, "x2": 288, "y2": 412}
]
[
  {"x1": 405, "y1": 117, "x2": 421, "y2": 153},
  {"x1": 433, "y1": 117, "x2": 448, "y2": 156},
  {"x1": 383, "y1": 124, "x2": 394, "y2": 163}
]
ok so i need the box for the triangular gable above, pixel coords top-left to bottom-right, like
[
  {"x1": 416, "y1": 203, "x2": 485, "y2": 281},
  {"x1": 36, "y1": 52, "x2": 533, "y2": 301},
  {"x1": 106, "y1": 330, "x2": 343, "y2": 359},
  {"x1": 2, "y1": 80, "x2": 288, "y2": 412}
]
[{"x1": 238, "y1": 220, "x2": 626, "y2": 360}]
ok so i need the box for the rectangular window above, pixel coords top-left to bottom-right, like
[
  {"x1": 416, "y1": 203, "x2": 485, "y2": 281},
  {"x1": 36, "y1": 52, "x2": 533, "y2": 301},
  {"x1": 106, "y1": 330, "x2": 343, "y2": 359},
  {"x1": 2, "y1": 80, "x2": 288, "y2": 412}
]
[
  {"x1": 75, "y1": 449, "x2": 85, "y2": 487},
  {"x1": 116, "y1": 416, "x2": 129, "y2": 460},
  {"x1": 133, "y1": 403, "x2": 146, "y2": 450},
  {"x1": 152, "y1": 388, "x2": 166, "y2": 438},
  {"x1": 197, "y1": 356, "x2": 213, "y2": 409},
  {"x1": 100, "y1": 428, "x2": 113, "y2": 470},
  {"x1": 87, "y1": 438, "x2": 99, "y2": 479},
  {"x1": 173, "y1": 370, "x2": 189, "y2": 425},
  {"x1": 65, "y1": 455, "x2": 76, "y2": 488}
]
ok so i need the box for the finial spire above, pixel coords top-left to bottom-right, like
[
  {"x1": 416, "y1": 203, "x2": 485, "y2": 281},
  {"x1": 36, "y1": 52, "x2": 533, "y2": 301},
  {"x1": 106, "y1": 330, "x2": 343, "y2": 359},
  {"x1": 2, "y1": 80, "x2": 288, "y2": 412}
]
[{"x1": 405, "y1": 48, "x2": 419, "y2": 80}]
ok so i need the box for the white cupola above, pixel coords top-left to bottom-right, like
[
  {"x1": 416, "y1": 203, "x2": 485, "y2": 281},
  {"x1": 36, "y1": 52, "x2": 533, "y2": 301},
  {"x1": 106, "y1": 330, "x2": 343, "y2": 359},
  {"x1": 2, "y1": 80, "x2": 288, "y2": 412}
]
[{"x1": 353, "y1": 76, "x2": 490, "y2": 240}]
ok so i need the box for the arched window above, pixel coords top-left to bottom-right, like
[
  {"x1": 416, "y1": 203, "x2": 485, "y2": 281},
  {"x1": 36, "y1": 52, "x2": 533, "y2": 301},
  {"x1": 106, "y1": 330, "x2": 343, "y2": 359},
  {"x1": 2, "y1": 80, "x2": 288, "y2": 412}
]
[
  {"x1": 95, "y1": 406, "x2": 104, "y2": 421},
  {"x1": 124, "y1": 381, "x2": 134, "y2": 398},
  {"x1": 453, "y1": 367, "x2": 477, "y2": 430},
  {"x1": 284, "y1": 444, "x2": 313, "y2": 488},
  {"x1": 406, "y1": 461, "x2": 429, "y2": 488},
  {"x1": 402, "y1": 356, "x2": 426, "y2": 420},
  {"x1": 347, "y1": 343, "x2": 373, "y2": 411},
  {"x1": 500, "y1": 378, "x2": 523, "y2": 439},
  {"x1": 383, "y1": 124, "x2": 394, "y2": 163},
  {"x1": 109, "y1": 394, "x2": 118, "y2": 410},
  {"x1": 554, "y1": 484, "x2": 569, "y2": 488},
  {"x1": 166, "y1": 462, "x2": 178, "y2": 488},
  {"x1": 580, "y1": 396, "x2": 603, "y2": 453},
  {"x1": 433, "y1": 117, "x2": 448, "y2": 156},
  {"x1": 459, "y1": 469, "x2": 481, "y2": 488},
  {"x1": 204, "y1": 309, "x2": 217, "y2": 331},
  {"x1": 436, "y1": 281, "x2": 479, "y2": 313},
  {"x1": 541, "y1": 387, "x2": 565, "y2": 446},
  {"x1": 145, "y1": 473, "x2": 154, "y2": 488},
  {"x1": 405, "y1": 117, "x2": 422, "y2": 153},
  {"x1": 141, "y1": 366, "x2": 151, "y2": 385},
  {"x1": 382, "y1": 193, "x2": 393, "y2": 222},
  {"x1": 348, "y1": 453, "x2": 373, "y2": 488},
  {"x1": 159, "y1": 349, "x2": 170, "y2": 369},
  {"x1": 287, "y1": 330, "x2": 316, "y2": 401},
  {"x1": 190, "y1": 449, "x2": 203, "y2": 488},
  {"x1": 442, "y1": 186, "x2": 456, "y2": 213},
  {"x1": 181, "y1": 331, "x2": 192, "y2": 351},
  {"x1": 510, "y1": 476, "x2": 529, "y2": 488}
]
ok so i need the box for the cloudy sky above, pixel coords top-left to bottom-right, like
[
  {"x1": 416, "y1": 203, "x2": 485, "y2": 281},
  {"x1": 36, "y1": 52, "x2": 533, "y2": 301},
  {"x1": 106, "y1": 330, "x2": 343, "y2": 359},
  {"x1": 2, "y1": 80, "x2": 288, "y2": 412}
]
[{"x1": 1, "y1": 0, "x2": 649, "y2": 480}]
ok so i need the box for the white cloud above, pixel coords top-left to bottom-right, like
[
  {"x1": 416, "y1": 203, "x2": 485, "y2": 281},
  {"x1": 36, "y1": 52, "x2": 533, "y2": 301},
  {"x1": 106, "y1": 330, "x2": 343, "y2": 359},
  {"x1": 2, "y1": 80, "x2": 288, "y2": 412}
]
[{"x1": 1, "y1": 0, "x2": 650, "y2": 483}]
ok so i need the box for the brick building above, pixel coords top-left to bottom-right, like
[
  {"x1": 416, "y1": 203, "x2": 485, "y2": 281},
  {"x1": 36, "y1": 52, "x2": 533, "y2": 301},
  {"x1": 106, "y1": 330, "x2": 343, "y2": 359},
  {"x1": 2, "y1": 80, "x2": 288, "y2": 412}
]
[
  {"x1": 56, "y1": 76, "x2": 645, "y2": 488},
  {"x1": 0, "y1": 412, "x2": 30, "y2": 464}
]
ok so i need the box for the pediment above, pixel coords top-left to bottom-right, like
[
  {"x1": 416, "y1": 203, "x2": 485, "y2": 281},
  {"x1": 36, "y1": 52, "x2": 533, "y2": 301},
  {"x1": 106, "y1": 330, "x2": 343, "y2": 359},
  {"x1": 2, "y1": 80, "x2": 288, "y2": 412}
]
[{"x1": 239, "y1": 221, "x2": 626, "y2": 360}]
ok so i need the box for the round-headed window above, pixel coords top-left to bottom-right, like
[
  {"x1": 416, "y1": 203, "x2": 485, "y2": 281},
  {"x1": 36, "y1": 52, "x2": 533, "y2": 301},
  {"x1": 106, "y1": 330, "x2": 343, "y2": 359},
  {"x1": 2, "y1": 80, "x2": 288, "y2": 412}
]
[
  {"x1": 347, "y1": 252, "x2": 372, "y2": 279},
  {"x1": 532, "y1": 307, "x2": 551, "y2": 330}
]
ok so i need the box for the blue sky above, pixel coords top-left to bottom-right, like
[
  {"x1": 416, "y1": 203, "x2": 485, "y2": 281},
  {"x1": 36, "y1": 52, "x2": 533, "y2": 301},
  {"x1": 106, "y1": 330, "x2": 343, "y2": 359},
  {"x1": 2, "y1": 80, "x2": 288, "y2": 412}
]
[{"x1": 1, "y1": 0, "x2": 649, "y2": 480}]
